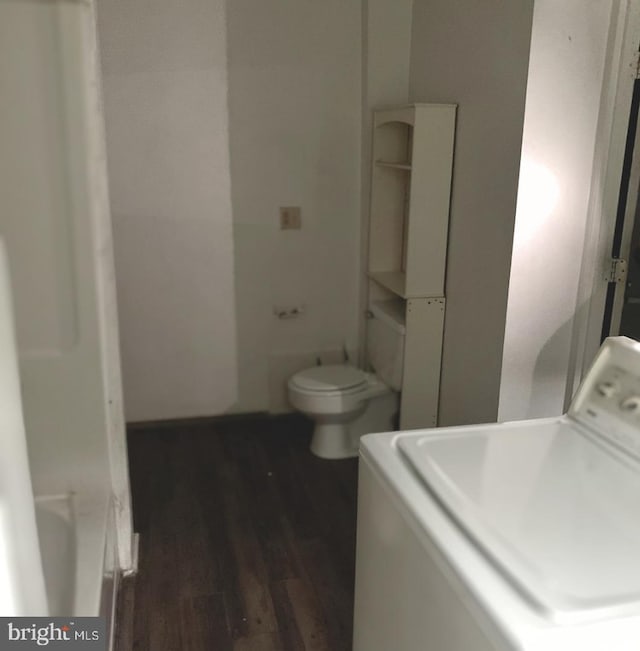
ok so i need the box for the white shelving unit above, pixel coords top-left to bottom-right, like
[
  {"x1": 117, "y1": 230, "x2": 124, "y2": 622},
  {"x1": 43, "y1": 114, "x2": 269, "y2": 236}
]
[{"x1": 367, "y1": 103, "x2": 456, "y2": 428}]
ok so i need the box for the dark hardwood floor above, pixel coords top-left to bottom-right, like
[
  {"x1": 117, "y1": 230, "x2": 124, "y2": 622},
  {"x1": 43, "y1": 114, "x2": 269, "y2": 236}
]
[{"x1": 115, "y1": 414, "x2": 359, "y2": 651}]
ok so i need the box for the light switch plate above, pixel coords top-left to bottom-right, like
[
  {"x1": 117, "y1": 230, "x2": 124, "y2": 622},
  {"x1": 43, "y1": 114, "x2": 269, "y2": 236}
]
[{"x1": 280, "y1": 206, "x2": 302, "y2": 230}]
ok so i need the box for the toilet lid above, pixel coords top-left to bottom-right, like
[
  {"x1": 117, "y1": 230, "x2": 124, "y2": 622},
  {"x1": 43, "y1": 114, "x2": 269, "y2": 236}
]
[{"x1": 290, "y1": 365, "x2": 367, "y2": 392}]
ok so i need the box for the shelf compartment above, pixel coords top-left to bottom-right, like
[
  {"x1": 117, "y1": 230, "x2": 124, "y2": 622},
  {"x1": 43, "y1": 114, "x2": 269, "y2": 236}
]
[
  {"x1": 368, "y1": 271, "x2": 445, "y2": 299},
  {"x1": 368, "y1": 271, "x2": 407, "y2": 298},
  {"x1": 368, "y1": 104, "x2": 456, "y2": 299}
]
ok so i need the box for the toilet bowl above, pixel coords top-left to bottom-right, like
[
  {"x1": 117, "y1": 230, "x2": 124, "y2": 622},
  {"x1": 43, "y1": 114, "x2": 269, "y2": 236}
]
[{"x1": 288, "y1": 364, "x2": 396, "y2": 459}]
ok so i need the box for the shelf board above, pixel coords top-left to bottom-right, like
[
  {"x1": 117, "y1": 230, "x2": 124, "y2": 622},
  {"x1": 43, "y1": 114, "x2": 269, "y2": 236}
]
[
  {"x1": 375, "y1": 160, "x2": 412, "y2": 171},
  {"x1": 368, "y1": 271, "x2": 444, "y2": 299},
  {"x1": 368, "y1": 271, "x2": 407, "y2": 298}
]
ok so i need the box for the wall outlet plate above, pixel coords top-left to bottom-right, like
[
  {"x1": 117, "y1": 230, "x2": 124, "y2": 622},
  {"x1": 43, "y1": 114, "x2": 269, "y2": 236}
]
[{"x1": 280, "y1": 206, "x2": 302, "y2": 230}]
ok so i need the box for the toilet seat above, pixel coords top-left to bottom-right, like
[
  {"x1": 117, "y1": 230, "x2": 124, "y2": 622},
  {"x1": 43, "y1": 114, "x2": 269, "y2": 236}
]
[{"x1": 290, "y1": 365, "x2": 367, "y2": 394}]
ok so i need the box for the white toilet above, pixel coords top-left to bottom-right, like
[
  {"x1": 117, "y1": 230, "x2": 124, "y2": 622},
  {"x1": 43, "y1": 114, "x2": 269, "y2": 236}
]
[{"x1": 288, "y1": 300, "x2": 405, "y2": 459}]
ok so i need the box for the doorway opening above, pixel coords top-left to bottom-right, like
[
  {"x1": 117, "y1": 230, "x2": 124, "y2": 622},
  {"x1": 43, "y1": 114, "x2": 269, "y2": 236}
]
[{"x1": 602, "y1": 71, "x2": 640, "y2": 341}]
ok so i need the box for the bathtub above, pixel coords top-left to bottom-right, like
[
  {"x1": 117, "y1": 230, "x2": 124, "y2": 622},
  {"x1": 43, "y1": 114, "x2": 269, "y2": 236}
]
[
  {"x1": 35, "y1": 493, "x2": 118, "y2": 647},
  {"x1": 0, "y1": 226, "x2": 121, "y2": 648}
]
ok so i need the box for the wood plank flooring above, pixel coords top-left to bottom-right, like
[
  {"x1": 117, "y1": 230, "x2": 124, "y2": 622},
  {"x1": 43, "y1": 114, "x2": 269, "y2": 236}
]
[{"x1": 115, "y1": 414, "x2": 359, "y2": 651}]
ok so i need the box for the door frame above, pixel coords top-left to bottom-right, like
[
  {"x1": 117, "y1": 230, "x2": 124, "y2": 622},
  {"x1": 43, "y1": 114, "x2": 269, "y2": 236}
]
[
  {"x1": 566, "y1": 0, "x2": 640, "y2": 406},
  {"x1": 84, "y1": 0, "x2": 136, "y2": 573},
  {"x1": 607, "y1": 79, "x2": 640, "y2": 338}
]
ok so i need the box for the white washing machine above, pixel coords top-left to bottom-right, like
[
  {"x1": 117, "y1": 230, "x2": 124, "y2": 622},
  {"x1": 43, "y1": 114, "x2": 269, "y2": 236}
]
[{"x1": 353, "y1": 336, "x2": 640, "y2": 651}]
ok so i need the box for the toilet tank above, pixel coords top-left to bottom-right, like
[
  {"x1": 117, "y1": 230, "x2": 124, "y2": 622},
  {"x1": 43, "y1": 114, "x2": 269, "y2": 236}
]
[{"x1": 367, "y1": 300, "x2": 405, "y2": 391}]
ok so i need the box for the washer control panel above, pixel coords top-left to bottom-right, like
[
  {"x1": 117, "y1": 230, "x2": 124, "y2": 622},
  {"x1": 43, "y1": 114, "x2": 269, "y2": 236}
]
[{"x1": 570, "y1": 337, "x2": 640, "y2": 460}]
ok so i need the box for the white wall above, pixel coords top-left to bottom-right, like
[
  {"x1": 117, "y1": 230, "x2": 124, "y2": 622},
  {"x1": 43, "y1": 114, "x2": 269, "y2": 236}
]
[
  {"x1": 226, "y1": 0, "x2": 362, "y2": 413},
  {"x1": 363, "y1": 0, "x2": 413, "y2": 108},
  {"x1": 409, "y1": 0, "x2": 535, "y2": 426},
  {"x1": 499, "y1": 1, "x2": 616, "y2": 421},
  {"x1": 97, "y1": 0, "x2": 237, "y2": 422}
]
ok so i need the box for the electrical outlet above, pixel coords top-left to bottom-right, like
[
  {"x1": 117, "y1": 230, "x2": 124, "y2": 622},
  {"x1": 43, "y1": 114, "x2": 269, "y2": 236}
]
[{"x1": 280, "y1": 206, "x2": 302, "y2": 230}]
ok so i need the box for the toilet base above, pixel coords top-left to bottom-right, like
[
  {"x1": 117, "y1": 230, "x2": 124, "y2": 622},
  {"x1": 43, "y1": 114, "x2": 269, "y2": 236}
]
[
  {"x1": 310, "y1": 423, "x2": 357, "y2": 459},
  {"x1": 308, "y1": 391, "x2": 400, "y2": 460}
]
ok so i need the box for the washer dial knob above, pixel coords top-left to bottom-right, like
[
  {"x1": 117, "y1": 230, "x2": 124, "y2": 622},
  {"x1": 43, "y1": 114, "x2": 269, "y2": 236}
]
[
  {"x1": 596, "y1": 380, "x2": 620, "y2": 398},
  {"x1": 620, "y1": 396, "x2": 640, "y2": 413}
]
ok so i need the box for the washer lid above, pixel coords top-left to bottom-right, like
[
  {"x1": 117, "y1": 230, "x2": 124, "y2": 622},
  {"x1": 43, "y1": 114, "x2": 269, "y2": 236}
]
[
  {"x1": 290, "y1": 365, "x2": 366, "y2": 392},
  {"x1": 397, "y1": 420, "x2": 640, "y2": 621}
]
